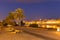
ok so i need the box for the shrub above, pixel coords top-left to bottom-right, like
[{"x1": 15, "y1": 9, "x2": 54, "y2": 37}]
[{"x1": 29, "y1": 24, "x2": 38, "y2": 28}]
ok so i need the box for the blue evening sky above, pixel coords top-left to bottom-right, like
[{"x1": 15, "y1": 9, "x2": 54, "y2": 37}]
[{"x1": 0, "y1": 0, "x2": 60, "y2": 20}]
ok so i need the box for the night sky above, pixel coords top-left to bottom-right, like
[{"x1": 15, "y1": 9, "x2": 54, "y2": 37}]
[{"x1": 0, "y1": 0, "x2": 60, "y2": 20}]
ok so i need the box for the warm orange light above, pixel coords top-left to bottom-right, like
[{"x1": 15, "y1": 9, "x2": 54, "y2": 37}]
[
  {"x1": 46, "y1": 21, "x2": 56, "y2": 24},
  {"x1": 57, "y1": 27, "x2": 60, "y2": 32}
]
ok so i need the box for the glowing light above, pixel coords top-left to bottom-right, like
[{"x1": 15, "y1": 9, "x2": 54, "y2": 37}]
[
  {"x1": 36, "y1": 22, "x2": 40, "y2": 24},
  {"x1": 46, "y1": 25, "x2": 50, "y2": 28},
  {"x1": 57, "y1": 27, "x2": 60, "y2": 32},
  {"x1": 46, "y1": 21, "x2": 56, "y2": 24}
]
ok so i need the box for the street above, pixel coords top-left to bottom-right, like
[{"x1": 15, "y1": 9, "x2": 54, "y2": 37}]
[
  {"x1": 17, "y1": 27, "x2": 60, "y2": 40},
  {"x1": 0, "y1": 31, "x2": 44, "y2": 40},
  {"x1": 0, "y1": 27, "x2": 60, "y2": 40}
]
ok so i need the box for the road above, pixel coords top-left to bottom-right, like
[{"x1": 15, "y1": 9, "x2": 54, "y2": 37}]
[
  {"x1": 16, "y1": 27, "x2": 60, "y2": 40},
  {"x1": 0, "y1": 31, "x2": 44, "y2": 40},
  {"x1": 0, "y1": 26, "x2": 60, "y2": 40}
]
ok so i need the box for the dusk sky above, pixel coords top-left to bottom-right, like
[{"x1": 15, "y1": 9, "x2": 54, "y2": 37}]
[{"x1": 0, "y1": 0, "x2": 60, "y2": 20}]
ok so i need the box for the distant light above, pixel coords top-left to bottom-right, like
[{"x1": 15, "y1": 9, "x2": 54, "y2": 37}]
[
  {"x1": 46, "y1": 25, "x2": 50, "y2": 28},
  {"x1": 40, "y1": 19, "x2": 42, "y2": 20},
  {"x1": 57, "y1": 27, "x2": 60, "y2": 32},
  {"x1": 7, "y1": 25, "x2": 12, "y2": 27}
]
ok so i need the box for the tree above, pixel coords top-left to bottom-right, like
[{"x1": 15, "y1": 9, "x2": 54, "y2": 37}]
[
  {"x1": 15, "y1": 8, "x2": 25, "y2": 25},
  {"x1": 4, "y1": 8, "x2": 25, "y2": 26}
]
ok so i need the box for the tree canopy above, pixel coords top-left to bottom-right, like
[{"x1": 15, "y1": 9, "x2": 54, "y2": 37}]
[{"x1": 3, "y1": 8, "x2": 25, "y2": 26}]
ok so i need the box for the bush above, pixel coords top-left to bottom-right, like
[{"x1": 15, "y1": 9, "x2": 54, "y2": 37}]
[
  {"x1": 3, "y1": 23, "x2": 8, "y2": 26},
  {"x1": 29, "y1": 24, "x2": 38, "y2": 28}
]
